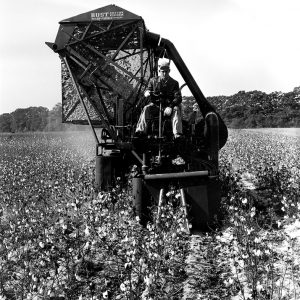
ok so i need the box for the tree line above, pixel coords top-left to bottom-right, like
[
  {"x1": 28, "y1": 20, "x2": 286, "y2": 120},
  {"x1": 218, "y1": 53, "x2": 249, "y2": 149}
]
[
  {"x1": 1, "y1": 87, "x2": 299, "y2": 133},
  {"x1": 182, "y1": 86, "x2": 300, "y2": 128},
  {"x1": 0, "y1": 103, "x2": 83, "y2": 133}
]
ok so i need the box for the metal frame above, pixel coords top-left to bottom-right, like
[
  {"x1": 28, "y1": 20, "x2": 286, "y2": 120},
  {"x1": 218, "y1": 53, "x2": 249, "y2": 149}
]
[{"x1": 60, "y1": 19, "x2": 154, "y2": 130}]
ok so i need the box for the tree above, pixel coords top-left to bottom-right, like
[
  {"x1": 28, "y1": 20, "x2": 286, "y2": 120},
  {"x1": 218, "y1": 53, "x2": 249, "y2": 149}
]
[
  {"x1": 244, "y1": 115, "x2": 257, "y2": 128},
  {"x1": 46, "y1": 103, "x2": 65, "y2": 131},
  {"x1": 0, "y1": 114, "x2": 13, "y2": 132}
]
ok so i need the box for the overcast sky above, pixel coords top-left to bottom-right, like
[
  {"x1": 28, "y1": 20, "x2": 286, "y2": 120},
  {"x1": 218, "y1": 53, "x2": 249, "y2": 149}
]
[{"x1": 1, "y1": 0, "x2": 300, "y2": 114}]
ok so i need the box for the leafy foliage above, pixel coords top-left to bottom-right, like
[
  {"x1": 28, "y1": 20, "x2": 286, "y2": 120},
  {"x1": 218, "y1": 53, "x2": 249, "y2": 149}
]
[
  {"x1": 207, "y1": 87, "x2": 300, "y2": 128},
  {"x1": 0, "y1": 129, "x2": 299, "y2": 299},
  {"x1": 0, "y1": 105, "x2": 86, "y2": 133},
  {"x1": 181, "y1": 87, "x2": 300, "y2": 128},
  {"x1": 199, "y1": 130, "x2": 300, "y2": 299},
  {"x1": 0, "y1": 132, "x2": 188, "y2": 299},
  {"x1": 1, "y1": 86, "x2": 299, "y2": 133}
]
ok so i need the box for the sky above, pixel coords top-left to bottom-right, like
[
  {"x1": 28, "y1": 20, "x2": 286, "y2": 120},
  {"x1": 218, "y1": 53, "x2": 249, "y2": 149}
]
[{"x1": 1, "y1": 0, "x2": 300, "y2": 114}]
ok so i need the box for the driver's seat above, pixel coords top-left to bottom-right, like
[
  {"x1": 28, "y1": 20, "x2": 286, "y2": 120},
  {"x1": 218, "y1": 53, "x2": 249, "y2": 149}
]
[{"x1": 144, "y1": 104, "x2": 173, "y2": 138}]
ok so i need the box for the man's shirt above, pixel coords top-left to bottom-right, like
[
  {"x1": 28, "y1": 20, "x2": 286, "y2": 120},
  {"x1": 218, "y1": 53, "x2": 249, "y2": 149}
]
[{"x1": 146, "y1": 76, "x2": 182, "y2": 107}]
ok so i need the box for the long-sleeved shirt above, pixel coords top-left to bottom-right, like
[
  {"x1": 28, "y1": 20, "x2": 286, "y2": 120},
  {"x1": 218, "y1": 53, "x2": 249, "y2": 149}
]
[{"x1": 146, "y1": 76, "x2": 182, "y2": 107}]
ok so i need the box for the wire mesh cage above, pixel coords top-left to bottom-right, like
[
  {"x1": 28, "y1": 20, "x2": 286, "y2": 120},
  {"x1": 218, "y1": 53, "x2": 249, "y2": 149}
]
[{"x1": 56, "y1": 13, "x2": 155, "y2": 131}]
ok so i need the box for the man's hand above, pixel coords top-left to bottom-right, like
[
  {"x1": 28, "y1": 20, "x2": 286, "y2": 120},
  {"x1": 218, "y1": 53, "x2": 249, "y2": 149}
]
[
  {"x1": 172, "y1": 91, "x2": 182, "y2": 106},
  {"x1": 164, "y1": 107, "x2": 173, "y2": 116},
  {"x1": 144, "y1": 90, "x2": 151, "y2": 97}
]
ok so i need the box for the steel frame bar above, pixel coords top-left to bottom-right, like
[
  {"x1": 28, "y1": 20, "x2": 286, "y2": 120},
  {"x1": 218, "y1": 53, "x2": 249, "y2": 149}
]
[
  {"x1": 111, "y1": 23, "x2": 138, "y2": 61},
  {"x1": 93, "y1": 71, "x2": 129, "y2": 102},
  {"x1": 81, "y1": 22, "x2": 93, "y2": 40},
  {"x1": 76, "y1": 77, "x2": 118, "y2": 138},
  {"x1": 92, "y1": 22, "x2": 107, "y2": 33},
  {"x1": 126, "y1": 55, "x2": 152, "y2": 113},
  {"x1": 69, "y1": 55, "x2": 87, "y2": 70},
  {"x1": 64, "y1": 45, "x2": 136, "y2": 114},
  {"x1": 144, "y1": 170, "x2": 209, "y2": 181},
  {"x1": 63, "y1": 58, "x2": 109, "y2": 123},
  {"x1": 125, "y1": 51, "x2": 150, "y2": 105},
  {"x1": 84, "y1": 44, "x2": 140, "y2": 81},
  {"x1": 64, "y1": 57, "x2": 117, "y2": 140},
  {"x1": 106, "y1": 20, "x2": 114, "y2": 30},
  {"x1": 64, "y1": 98, "x2": 80, "y2": 122},
  {"x1": 66, "y1": 20, "x2": 137, "y2": 47},
  {"x1": 64, "y1": 57, "x2": 100, "y2": 144},
  {"x1": 66, "y1": 46, "x2": 90, "y2": 65},
  {"x1": 79, "y1": 63, "x2": 93, "y2": 80},
  {"x1": 124, "y1": 82, "x2": 140, "y2": 105},
  {"x1": 149, "y1": 48, "x2": 156, "y2": 76},
  {"x1": 62, "y1": 26, "x2": 141, "y2": 81},
  {"x1": 131, "y1": 150, "x2": 143, "y2": 165},
  {"x1": 81, "y1": 90, "x2": 114, "y2": 137},
  {"x1": 61, "y1": 57, "x2": 82, "y2": 121},
  {"x1": 128, "y1": 52, "x2": 149, "y2": 84},
  {"x1": 126, "y1": 53, "x2": 151, "y2": 112},
  {"x1": 125, "y1": 51, "x2": 150, "y2": 113},
  {"x1": 63, "y1": 54, "x2": 93, "y2": 121},
  {"x1": 114, "y1": 49, "x2": 139, "y2": 60},
  {"x1": 139, "y1": 26, "x2": 144, "y2": 79},
  {"x1": 93, "y1": 84, "x2": 114, "y2": 123}
]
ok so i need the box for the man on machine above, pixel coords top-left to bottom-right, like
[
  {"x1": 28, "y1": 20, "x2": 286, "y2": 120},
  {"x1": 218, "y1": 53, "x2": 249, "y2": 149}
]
[{"x1": 135, "y1": 58, "x2": 183, "y2": 139}]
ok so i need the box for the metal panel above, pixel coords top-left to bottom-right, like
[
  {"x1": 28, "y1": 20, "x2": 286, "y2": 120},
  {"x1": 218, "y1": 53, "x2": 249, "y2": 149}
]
[{"x1": 60, "y1": 4, "x2": 142, "y2": 23}]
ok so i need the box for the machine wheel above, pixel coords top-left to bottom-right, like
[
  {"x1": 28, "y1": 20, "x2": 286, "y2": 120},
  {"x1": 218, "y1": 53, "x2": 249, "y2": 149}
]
[
  {"x1": 132, "y1": 177, "x2": 151, "y2": 226},
  {"x1": 95, "y1": 154, "x2": 123, "y2": 191}
]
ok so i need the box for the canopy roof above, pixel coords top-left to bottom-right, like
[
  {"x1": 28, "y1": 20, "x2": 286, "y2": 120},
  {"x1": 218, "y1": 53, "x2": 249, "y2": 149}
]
[{"x1": 60, "y1": 4, "x2": 142, "y2": 23}]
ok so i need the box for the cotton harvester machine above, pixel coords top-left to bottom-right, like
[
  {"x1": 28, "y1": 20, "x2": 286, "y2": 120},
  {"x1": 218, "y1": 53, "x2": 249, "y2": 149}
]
[{"x1": 46, "y1": 4, "x2": 228, "y2": 230}]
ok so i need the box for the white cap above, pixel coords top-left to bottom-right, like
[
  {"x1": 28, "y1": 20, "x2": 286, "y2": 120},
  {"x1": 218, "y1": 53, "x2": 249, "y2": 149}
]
[{"x1": 158, "y1": 58, "x2": 170, "y2": 69}]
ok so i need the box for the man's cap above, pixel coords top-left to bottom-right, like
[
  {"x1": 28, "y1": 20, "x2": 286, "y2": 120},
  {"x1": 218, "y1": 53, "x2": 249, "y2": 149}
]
[{"x1": 158, "y1": 58, "x2": 170, "y2": 70}]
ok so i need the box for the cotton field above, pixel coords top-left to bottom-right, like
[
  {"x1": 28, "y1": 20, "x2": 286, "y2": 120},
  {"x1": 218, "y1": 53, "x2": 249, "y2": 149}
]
[{"x1": 0, "y1": 129, "x2": 299, "y2": 300}]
